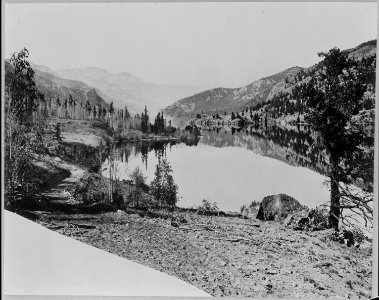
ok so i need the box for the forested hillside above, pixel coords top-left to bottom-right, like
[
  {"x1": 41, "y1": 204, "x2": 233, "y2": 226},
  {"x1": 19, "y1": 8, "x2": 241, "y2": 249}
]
[
  {"x1": 5, "y1": 60, "x2": 110, "y2": 112},
  {"x1": 164, "y1": 40, "x2": 376, "y2": 123}
]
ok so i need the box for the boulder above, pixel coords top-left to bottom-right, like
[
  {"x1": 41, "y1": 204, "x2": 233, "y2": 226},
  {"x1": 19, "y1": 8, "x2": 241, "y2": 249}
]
[{"x1": 256, "y1": 194, "x2": 304, "y2": 221}]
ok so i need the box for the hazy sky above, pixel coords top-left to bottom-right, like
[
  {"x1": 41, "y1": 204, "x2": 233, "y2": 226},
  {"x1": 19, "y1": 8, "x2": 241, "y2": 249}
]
[{"x1": 5, "y1": 2, "x2": 377, "y2": 89}]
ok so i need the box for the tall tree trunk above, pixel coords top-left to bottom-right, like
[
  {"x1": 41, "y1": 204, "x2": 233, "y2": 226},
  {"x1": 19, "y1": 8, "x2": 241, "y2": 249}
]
[{"x1": 329, "y1": 158, "x2": 340, "y2": 229}]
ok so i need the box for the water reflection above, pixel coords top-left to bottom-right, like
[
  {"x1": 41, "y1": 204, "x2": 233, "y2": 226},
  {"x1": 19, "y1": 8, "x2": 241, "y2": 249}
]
[
  {"x1": 200, "y1": 125, "x2": 330, "y2": 176},
  {"x1": 106, "y1": 125, "x2": 337, "y2": 211},
  {"x1": 114, "y1": 125, "x2": 330, "y2": 176}
]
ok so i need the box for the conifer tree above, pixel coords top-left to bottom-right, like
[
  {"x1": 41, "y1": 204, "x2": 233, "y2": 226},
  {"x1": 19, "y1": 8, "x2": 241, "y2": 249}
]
[{"x1": 293, "y1": 47, "x2": 371, "y2": 229}]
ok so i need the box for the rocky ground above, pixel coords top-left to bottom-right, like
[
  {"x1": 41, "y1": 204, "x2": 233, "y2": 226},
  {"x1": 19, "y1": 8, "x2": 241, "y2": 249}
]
[
  {"x1": 11, "y1": 118, "x2": 373, "y2": 298},
  {"x1": 31, "y1": 208, "x2": 372, "y2": 298}
]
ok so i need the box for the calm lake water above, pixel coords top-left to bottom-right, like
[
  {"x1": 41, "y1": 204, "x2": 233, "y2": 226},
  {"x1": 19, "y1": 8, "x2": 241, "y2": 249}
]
[{"x1": 106, "y1": 125, "x2": 333, "y2": 212}]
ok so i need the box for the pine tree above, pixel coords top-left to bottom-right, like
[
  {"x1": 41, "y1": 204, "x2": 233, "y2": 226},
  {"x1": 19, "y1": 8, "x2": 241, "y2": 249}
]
[
  {"x1": 124, "y1": 105, "x2": 130, "y2": 119},
  {"x1": 54, "y1": 122, "x2": 63, "y2": 141},
  {"x1": 151, "y1": 159, "x2": 178, "y2": 207},
  {"x1": 141, "y1": 106, "x2": 149, "y2": 133},
  {"x1": 129, "y1": 166, "x2": 146, "y2": 207},
  {"x1": 85, "y1": 100, "x2": 92, "y2": 119},
  {"x1": 293, "y1": 47, "x2": 371, "y2": 229},
  {"x1": 56, "y1": 97, "x2": 61, "y2": 118},
  {"x1": 68, "y1": 94, "x2": 74, "y2": 119},
  {"x1": 109, "y1": 102, "x2": 114, "y2": 115}
]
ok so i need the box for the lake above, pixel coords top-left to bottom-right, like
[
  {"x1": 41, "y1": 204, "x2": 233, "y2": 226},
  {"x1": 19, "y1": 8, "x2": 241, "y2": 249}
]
[{"x1": 105, "y1": 125, "x2": 333, "y2": 212}]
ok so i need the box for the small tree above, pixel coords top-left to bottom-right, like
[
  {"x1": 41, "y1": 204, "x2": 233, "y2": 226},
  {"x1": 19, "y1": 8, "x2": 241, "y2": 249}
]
[
  {"x1": 85, "y1": 100, "x2": 92, "y2": 119},
  {"x1": 141, "y1": 106, "x2": 149, "y2": 133},
  {"x1": 150, "y1": 159, "x2": 178, "y2": 207},
  {"x1": 4, "y1": 48, "x2": 43, "y2": 207},
  {"x1": 5, "y1": 48, "x2": 38, "y2": 123},
  {"x1": 109, "y1": 102, "x2": 115, "y2": 115},
  {"x1": 198, "y1": 199, "x2": 219, "y2": 213},
  {"x1": 129, "y1": 167, "x2": 146, "y2": 207},
  {"x1": 54, "y1": 122, "x2": 63, "y2": 141}
]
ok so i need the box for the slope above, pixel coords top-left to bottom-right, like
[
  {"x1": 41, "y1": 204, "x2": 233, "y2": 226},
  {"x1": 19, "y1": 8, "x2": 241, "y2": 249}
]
[{"x1": 164, "y1": 39, "x2": 376, "y2": 121}]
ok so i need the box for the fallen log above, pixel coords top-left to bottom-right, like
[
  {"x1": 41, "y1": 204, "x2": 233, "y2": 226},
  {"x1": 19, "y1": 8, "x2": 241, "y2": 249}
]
[
  {"x1": 46, "y1": 225, "x2": 66, "y2": 230},
  {"x1": 69, "y1": 222, "x2": 96, "y2": 229},
  {"x1": 207, "y1": 236, "x2": 251, "y2": 243}
]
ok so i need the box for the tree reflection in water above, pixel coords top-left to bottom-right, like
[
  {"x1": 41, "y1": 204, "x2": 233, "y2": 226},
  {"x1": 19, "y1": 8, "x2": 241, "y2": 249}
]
[{"x1": 112, "y1": 124, "x2": 373, "y2": 190}]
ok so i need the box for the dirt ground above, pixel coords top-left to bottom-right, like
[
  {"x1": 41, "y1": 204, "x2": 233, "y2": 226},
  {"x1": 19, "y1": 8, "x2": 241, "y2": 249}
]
[
  {"x1": 20, "y1": 121, "x2": 372, "y2": 298},
  {"x1": 34, "y1": 209, "x2": 372, "y2": 298}
]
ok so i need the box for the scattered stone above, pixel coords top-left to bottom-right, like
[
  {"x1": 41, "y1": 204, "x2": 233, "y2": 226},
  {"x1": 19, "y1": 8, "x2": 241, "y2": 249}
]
[
  {"x1": 313, "y1": 261, "x2": 332, "y2": 268},
  {"x1": 179, "y1": 216, "x2": 188, "y2": 223},
  {"x1": 220, "y1": 261, "x2": 227, "y2": 267},
  {"x1": 283, "y1": 215, "x2": 294, "y2": 226},
  {"x1": 61, "y1": 190, "x2": 72, "y2": 198},
  {"x1": 331, "y1": 229, "x2": 355, "y2": 247},
  {"x1": 315, "y1": 283, "x2": 326, "y2": 290},
  {"x1": 171, "y1": 217, "x2": 179, "y2": 227}
]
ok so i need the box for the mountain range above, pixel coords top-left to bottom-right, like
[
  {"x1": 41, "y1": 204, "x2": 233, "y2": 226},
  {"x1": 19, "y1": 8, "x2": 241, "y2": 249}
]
[
  {"x1": 8, "y1": 63, "x2": 204, "y2": 115},
  {"x1": 163, "y1": 40, "x2": 377, "y2": 123},
  {"x1": 5, "y1": 60, "x2": 110, "y2": 109},
  {"x1": 6, "y1": 39, "x2": 376, "y2": 121},
  {"x1": 54, "y1": 67, "x2": 203, "y2": 114},
  {"x1": 163, "y1": 66, "x2": 304, "y2": 121}
]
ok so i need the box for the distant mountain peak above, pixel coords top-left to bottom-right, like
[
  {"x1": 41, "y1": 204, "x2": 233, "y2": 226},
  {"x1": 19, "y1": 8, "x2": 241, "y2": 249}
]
[{"x1": 83, "y1": 66, "x2": 110, "y2": 73}]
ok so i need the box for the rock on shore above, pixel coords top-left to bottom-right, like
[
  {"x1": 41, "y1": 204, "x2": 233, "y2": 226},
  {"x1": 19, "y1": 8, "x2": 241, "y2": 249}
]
[{"x1": 256, "y1": 194, "x2": 304, "y2": 221}]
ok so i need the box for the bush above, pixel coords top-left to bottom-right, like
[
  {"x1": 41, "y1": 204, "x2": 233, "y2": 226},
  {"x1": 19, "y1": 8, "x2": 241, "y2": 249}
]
[
  {"x1": 74, "y1": 173, "x2": 108, "y2": 204},
  {"x1": 250, "y1": 200, "x2": 260, "y2": 207},
  {"x1": 240, "y1": 204, "x2": 247, "y2": 214},
  {"x1": 198, "y1": 199, "x2": 219, "y2": 213},
  {"x1": 349, "y1": 226, "x2": 366, "y2": 244},
  {"x1": 128, "y1": 167, "x2": 146, "y2": 208},
  {"x1": 309, "y1": 206, "x2": 329, "y2": 230},
  {"x1": 151, "y1": 159, "x2": 178, "y2": 207}
]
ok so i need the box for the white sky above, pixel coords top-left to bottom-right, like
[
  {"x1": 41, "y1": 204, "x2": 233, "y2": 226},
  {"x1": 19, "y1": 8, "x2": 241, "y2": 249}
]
[{"x1": 5, "y1": 2, "x2": 377, "y2": 89}]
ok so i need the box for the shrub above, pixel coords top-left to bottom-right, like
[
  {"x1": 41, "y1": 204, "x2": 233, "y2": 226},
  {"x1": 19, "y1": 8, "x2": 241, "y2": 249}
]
[
  {"x1": 128, "y1": 166, "x2": 146, "y2": 208},
  {"x1": 349, "y1": 226, "x2": 366, "y2": 244},
  {"x1": 309, "y1": 206, "x2": 329, "y2": 230},
  {"x1": 151, "y1": 159, "x2": 178, "y2": 207},
  {"x1": 198, "y1": 199, "x2": 219, "y2": 213},
  {"x1": 250, "y1": 200, "x2": 260, "y2": 207}
]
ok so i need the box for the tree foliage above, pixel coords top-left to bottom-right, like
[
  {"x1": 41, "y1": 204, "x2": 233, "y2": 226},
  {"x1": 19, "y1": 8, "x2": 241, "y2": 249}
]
[
  {"x1": 293, "y1": 47, "x2": 372, "y2": 229},
  {"x1": 4, "y1": 48, "x2": 45, "y2": 207},
  {"x1": 5, "y1": 48, "x2": 39, "y2": 123},
  {"x1": 153, "y1": 112, "x2": 165, "y2": 134},
  {"x1": 141, "y1": 105, "x2": 149, "y2": 133},
  {"x1": 128, "y1": 167, "x2": 146, "y2": 207},
  {"x1": 150, "y1": 159, "x2": 178, "y2": 207}
]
